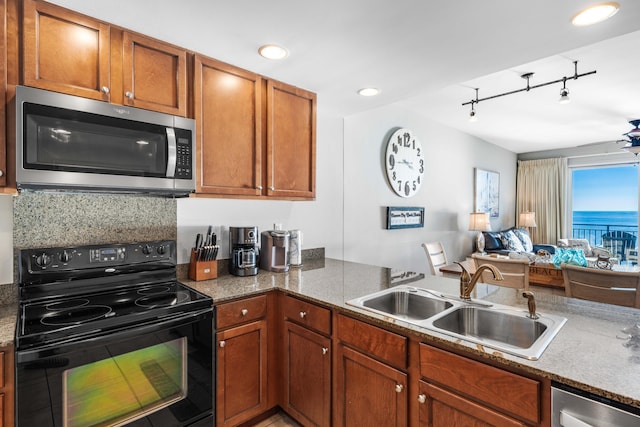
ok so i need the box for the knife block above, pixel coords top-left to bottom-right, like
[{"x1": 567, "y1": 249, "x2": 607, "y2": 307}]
[{"x1": 188, "y1": 249, "x2": 218, "y2": 281}]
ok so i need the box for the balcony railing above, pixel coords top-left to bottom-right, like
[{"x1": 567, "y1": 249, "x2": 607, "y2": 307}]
[{"x1": 572, "y1": 223, "x2": 638, "y2": 261}]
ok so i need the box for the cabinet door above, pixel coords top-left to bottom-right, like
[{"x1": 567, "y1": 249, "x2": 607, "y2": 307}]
[
  {"x1": 284, "y1": 321, "x2": 331, "y2": 427},
  {"x1": 121, "y1": 31, "x2": 187, "y2": 116},
  {"x1": 194, "y1": 55, "x2": 262, "y2": 195},
  {"x1": 0, "y1": 0, "x2": 6, "y2": 187},
  {"x1": 22, "y1": 0, "x2": 110, "y2": 100},
  {"x1": 216, "y1": 320, "x2": 268, "y2": 426},
  {"x1": 335, "y1": 345, "x2": 407, "y2": 427},
  {"x1": 266, "y1": 80, "x2": 316, "y2": 199},
  {"x1": 418, "y1": 381, "x2": 525, "y2": 427}
]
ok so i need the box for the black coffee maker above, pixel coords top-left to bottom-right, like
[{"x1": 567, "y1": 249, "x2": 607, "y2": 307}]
[{"x1": 229, "y1": 226, "x2": 259, "y2": 276}]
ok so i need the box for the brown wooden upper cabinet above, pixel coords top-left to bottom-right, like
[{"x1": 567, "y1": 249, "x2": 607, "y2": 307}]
[
  {"x1": 266, "y1": 80, "x2": 316, "y2": 199},
  {"x1": 194, "y1": 55, "x2": 263, "y2": 196},
  {"x1": 194, "y1": 54, "x2": 316, "y2": 200},
  {"x1": 21, "y1": 0, "x2": 187, "y2": 116}
]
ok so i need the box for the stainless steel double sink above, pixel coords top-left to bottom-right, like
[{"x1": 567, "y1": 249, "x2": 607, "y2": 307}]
[{"x1": 346, "y1": 285, "x2": 567, "y2": 360}]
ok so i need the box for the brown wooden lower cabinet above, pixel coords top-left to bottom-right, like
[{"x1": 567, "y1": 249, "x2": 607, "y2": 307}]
[
  {"x1": 216, "y1": 319, "x2": 268, "y2": 426},
  {"x1": 0, "y1": 347, "x2": 14, "y2": 427},
  {"x1": 213, "y1": 292, "x2": 550, "y2": 427},
  {"x1": 335, "y1": 345, "x2": 408, "y2": 427},
  {"x1": 284, "y1": 321, "x2": 331, "y2": 426},
  {"x1": 418, "y1": 381, "x2": 526, "y2": 427}
]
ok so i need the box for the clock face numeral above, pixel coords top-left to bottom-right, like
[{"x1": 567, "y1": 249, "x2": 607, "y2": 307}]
[{"x1": 385, "y1": 129, "x2": 425, "y2": 198}]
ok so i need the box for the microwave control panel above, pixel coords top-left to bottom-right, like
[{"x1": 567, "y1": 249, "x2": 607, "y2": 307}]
[{"x1": 175, "y1": 130, "x2": 192, "y2": 179}]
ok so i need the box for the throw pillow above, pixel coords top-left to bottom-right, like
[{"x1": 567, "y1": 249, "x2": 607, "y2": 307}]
[
  {"x1": 566, "y1": 239, "x2": 592, "y2": 257},
  {"x1": 500, "y1": 230, "x2": 525, "y2": 252},
  {"x1": 483, "y1": 232, "x2": 503, "y2": 251},
  {"x1": 512, "y1": 228, "x2": 534, "y2": 252}
]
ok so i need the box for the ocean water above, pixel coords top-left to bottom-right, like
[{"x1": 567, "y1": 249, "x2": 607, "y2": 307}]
[
  {"x1": 573, "y1": 211, "x2": 638, "y2": 227},
  {"x1": 572, "y1": 211, "x2": 638, "y2": 248}
]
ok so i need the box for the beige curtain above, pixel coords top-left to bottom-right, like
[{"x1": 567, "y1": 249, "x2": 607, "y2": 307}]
[{"x1": 516, "y1": 158, "x2": 568, "y2": 245}]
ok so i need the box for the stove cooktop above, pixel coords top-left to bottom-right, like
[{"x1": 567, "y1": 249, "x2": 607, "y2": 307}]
[
  {"x1": 16, "y1": 240, "x2": 213, "y2": 350},
  {"x1": 17, "y1": 280, "x2": 211, "y2": 349}
]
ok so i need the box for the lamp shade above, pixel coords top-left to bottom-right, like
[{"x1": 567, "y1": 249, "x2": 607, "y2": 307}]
[
  {"x1": 519, "y1": 211, "x2": 537, "y2": 228},
  {"x1": 468, "y1": 212, "x2": 491, "y2": 231}
]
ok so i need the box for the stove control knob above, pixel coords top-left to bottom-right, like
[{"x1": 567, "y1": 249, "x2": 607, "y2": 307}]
[
  {"x1": 35, "y1": 253, "x2": 52, "y2": 267},
  {"x1": 157, "y1": 245, "x2": 166, "y2": 255},
  {"x1": 60, "y1": 250, "x2": 72, "y2": 263},
  {"x1": 142, "y1": 244, "x2": 152, "y2": 255}
]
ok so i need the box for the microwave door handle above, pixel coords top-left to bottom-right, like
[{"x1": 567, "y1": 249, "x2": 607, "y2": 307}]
[{"x1": 166, "y1": 128, "x2": 177, "y2": 177}]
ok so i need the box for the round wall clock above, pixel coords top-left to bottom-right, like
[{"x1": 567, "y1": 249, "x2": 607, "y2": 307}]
[{"x1": 385, "y1": 128, "x2": 424, "y2": 197}]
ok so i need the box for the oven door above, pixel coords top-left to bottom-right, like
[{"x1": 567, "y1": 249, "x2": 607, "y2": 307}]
[{"x1": 16, "y1": 308, "x2": 213, "y2": 427}]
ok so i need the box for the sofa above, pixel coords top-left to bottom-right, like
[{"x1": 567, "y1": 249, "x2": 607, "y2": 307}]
[{"x1": 482, "y1": 227, "x2": 556, "y2": 257}]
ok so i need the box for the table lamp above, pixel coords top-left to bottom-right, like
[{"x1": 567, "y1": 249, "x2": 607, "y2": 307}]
[
  {"x1": 469, "y1": 212, "x2": 491, "y2": 254},
  {"x1": 519, "y1": 211, "x2": 537, "y2": 239}
]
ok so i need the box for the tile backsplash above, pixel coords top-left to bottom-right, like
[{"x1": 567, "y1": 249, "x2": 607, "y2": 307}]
[{"x1": 14, "y1": 193, "x2": 177, "y2": 249}]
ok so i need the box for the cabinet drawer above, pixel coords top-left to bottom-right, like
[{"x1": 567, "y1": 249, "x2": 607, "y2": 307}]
[
  {"x1": 282, "y1": 295, "x2": 331, "y2": 335},
  {"x1": 337, "y1": 314, "x2": 407, "y2": 369},
  {"x1": 216, "y1": 294, "x2": 267, "y2": 329},
  {"x1": 420, "y1": 344, "x2": 540, "y2": 424}
]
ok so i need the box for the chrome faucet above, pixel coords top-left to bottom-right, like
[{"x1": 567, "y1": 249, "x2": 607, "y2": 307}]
[
  {"x1": 455, "y1": 262, "x2": 504, "y2": 301},
  {"x1": 522, "y1": 291, "x2": 539, "y2": 319}
]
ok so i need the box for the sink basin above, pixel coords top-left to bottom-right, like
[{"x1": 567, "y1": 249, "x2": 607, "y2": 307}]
[
  {"x1": 346, "y1": 285, "x2": 567, "y2": 360},
  {"x1": 346, "y1": 285, "x2": 454, "y2": 321},
  {"x1": 362, "y1": 290, "x2": 453, "y2": 320},
  {"x1": 432, "y1": 306, "x2": 547, "y2": 349},
  {"x1": 427, "y1": 306, "x2": 567, "y2": 360}
]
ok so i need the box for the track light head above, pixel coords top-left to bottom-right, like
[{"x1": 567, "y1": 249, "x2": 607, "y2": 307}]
[
  {"x1": 559, "y1": 87, "x2": 570, "y2": 104},
  {"x1": 469, "y1": 109, "x2": 477, "y2": 122}
]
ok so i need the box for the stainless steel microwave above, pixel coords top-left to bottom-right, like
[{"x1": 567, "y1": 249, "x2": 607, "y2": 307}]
[{"x1": 15, "y1": 85, "x2": 195, "y2": 196}]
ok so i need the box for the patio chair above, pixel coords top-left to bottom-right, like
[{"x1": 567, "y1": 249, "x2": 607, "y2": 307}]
[
  {"x1": 602, "y1": 231, "x2": 636, "y2": 261},
  {"x1": 421, "y1": 242, "x2": 448, "y2": 276},
  {"x1": 562, "y1": 264, "x2": 640, "y2": 308}
]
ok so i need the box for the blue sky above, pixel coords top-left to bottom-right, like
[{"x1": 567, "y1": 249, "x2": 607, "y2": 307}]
[{"x1": 572, "y1": 166, "x2": 639, "y2": 211}]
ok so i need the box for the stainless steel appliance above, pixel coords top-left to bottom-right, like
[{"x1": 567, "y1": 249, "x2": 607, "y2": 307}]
[
  {"x1": 15, "y1": 85, "x2": 195, "y2": 196},
  {"x1": 229, "y1": 226, "x2": 259, "y2": 276},
  {"x1": 552, "y1": 383, "x2": 640, "y2": 426},
  {"x1": 15, "y1": 240, "x2": 214, "y2": 427},
  {"x1": 260, "y1": 230, "x2": 290, "y2": 272}
]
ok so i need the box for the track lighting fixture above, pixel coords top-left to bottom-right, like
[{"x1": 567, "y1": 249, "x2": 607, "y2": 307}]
[
  {"x1": 468, "y1": 89, "x2": 478, "y2": 122},
  {"x1": 559, "y1": 78, "x2": 570, "y2": 104},
  {"x1": 621, "y1": 119, "x2": 640, "y2": 155},
  {"x1": 462, "y1": 61, "x2": 595, "y2": 114}
]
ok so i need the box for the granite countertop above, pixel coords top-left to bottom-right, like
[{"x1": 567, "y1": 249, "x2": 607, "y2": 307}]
[
  {"x1": 183, "y1": 258, "x2": 640, "y2": 410},
  {"x1": 2, "y1": 257, "x2": 639, "y2": 409}
]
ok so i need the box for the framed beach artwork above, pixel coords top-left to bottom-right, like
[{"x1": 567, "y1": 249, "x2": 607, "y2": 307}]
[{"x1": 474, "y1": 168, "x2": 500, "y2": 217}]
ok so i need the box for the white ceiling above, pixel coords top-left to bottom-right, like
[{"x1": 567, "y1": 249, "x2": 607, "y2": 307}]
[{"x1": 51, "y1": 0, "x2": 640, "y2": 154}]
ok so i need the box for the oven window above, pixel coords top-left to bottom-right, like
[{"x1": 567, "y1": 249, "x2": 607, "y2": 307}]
[
  {"x1": 63, "y1": 337, "x2": 187, "y2": 427},
  {"x1": 24, "y1": 103, "x2": 168, "y2": 177}
]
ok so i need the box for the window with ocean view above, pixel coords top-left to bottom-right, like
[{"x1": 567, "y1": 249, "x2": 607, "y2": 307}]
[{"x1": 572, "y1": 166, "x2": 639, "y2": 262}]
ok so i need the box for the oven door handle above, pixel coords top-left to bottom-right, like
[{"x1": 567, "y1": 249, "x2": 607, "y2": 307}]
[{"x1": 16, "y1": 307, "x2": 213, "y2": 363}]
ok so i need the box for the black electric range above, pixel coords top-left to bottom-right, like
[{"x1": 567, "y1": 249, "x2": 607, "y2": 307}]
[{"x1": 16, "y1": 240, "x2": 213, "y2": 349}]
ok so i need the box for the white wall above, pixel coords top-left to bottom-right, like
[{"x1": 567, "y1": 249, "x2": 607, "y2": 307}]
[
  {"x1": 176, "y1": 109, "x2": 344, "y2": 264},
  {"x1": 344, "y1": 104, "x2": 517, "y2": 274}
]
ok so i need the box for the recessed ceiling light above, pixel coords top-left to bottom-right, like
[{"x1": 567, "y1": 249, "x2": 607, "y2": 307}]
[
  {"x1": 258, "y1": 44, "x2": 289, "y2": 60},
  {"x1": 357, "y1": 87, "x2": 381, "y2": 97},
  {"x1": 571, "y1": 2, "x2": 620, "y2": 26}
]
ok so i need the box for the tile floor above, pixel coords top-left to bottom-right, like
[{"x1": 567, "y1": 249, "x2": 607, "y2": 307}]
[{"x1": 251, "y1": 412, "x2": 300, "y2": 427}]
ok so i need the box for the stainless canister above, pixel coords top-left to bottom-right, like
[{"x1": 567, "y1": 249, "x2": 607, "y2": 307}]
[{"x1": 289, "y1": 229, "x2": 302, "y2": 266}]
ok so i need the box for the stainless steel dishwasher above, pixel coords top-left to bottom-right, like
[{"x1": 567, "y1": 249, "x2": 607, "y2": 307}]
[{"x1": 552, "y1": 383, "x2": 640, "y2": 426}]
